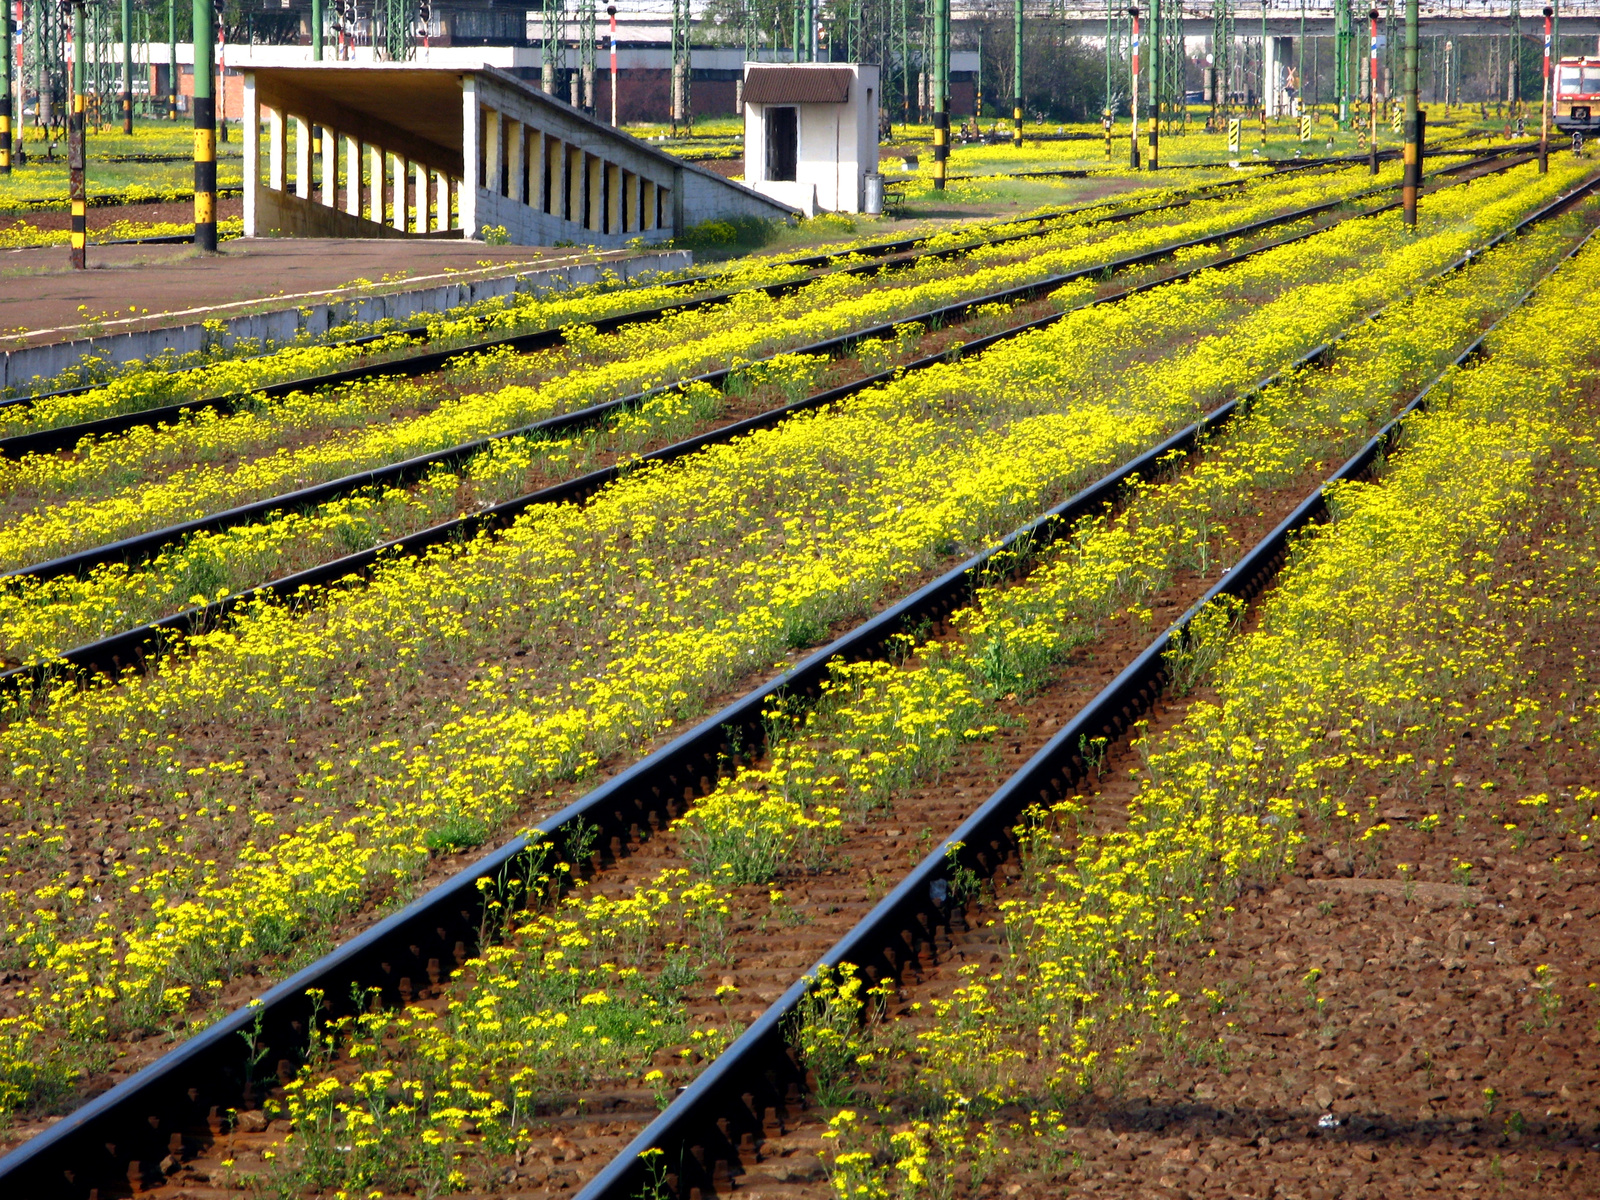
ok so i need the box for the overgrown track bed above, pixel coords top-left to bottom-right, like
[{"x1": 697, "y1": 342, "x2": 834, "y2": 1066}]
[
  {"x1": 0, "y1": 165, "x2": 1415, "y2": 589},
  {"x1": 570, "y1": 191, "x2": 1600, "y2": 1200},
  {"x1": 0, "y1": 168, "x2": 1270, "y2": 427},
  {"x1": 0, "y1": 167, "x2": 1593, "y2": 1200},
  {"x1": 0, "y1": 176, "x2": 1438, "y2": 684},
  {"x1": 0, "y1": 154, "x2": 1544, "y2": 678}
]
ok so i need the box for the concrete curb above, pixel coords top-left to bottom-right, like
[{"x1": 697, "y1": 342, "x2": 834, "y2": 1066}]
[{"x1": 0, "y1": 245, "x2": 693, "y2": 394}]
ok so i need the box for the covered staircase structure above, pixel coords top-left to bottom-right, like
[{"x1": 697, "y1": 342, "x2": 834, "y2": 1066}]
[{"x1": 240, "y1": 62, "x2": 798, "y2": 247}]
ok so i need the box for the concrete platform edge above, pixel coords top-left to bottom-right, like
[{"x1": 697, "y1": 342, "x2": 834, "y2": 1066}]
[{"x1": 0, "y1": 246, "x2": 693, "y2": 394}]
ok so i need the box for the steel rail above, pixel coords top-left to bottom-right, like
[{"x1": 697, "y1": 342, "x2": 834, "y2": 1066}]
[
  {"x1": 0, "y1": 167, "x2": 1478, "y2": 696},
  {"x1": 0, "y1": 150, "x2": 1558, "y2": 683},
  {"x1": 0, "y1": 336, "x2": 1316, "y2": 1200},
  {"x1": 571, "y1": 188, "x2": 1600, "y2": 1200},
  {"x1": 0, "y1": 169, "x2": 1425, "y2": 591},
  {"x1": 928, "y1": 140, "x2": 1506, "y2": 183},
  {"x1": 1, "y1": 165, "x2": 1591, "y2": 1200},
  {"x1": 0, "y1": 174, "x2": 1248, "y2": 417}
]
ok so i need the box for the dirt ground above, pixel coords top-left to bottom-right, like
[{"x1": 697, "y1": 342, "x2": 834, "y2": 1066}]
[{"x1": 1, "y1": 196, "x2": 244, "y2": 235}]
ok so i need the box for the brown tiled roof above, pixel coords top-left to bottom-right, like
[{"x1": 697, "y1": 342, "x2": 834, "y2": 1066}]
[{"x1": 743, "y1": 66, "x2": 853, "y2": 105}]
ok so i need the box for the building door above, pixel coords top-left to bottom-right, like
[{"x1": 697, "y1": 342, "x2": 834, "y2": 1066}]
[{"x1": 766, "y1": 106, "x2": 798, "y2": 181}]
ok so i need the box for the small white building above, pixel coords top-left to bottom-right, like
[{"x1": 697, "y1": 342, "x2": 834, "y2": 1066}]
[{"x1": 743, "y1": 62, "x2": 880, "y2": 216}]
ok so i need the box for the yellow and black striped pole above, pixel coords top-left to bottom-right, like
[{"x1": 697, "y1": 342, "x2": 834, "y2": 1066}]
[
  {"x1": 1401, "y1": 0, "x2": 1419, "y2": 225},
  {"x1": 193, "y1": 0, "x2": 216, "y2": 250},
  {"x1": 932, "y1": 0, "x2": 948, "y2": 190},
  {"x1": 121, "y1": 0, "x2": 132, "y2": 133},
  {"x1": 69, "y1": 0, "x2": 86, "y2": 269},
  {"x1": 1, "y1": 0, "x2": 11, "y2": 175},
  {"x1": 167, "y1": 0, "x2": 177, "y2": 119}
]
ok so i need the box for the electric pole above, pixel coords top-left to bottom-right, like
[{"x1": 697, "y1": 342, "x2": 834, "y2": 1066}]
[
  {"x1": 1402, "y1": 0, "x2": 1418, "y2": 225},
  {"x1": 193, "y1": 0, "x2": 216, "y2": 250},
  {"x1": 1012, "y1": 0, "x2": 1022, "y2": 144},
  {"x1": 0, "y1": 0, "x2": 10, "y2": 173},
  {"x1": 167, "y1": 0, "x2": 176, "y2": 117},
  {"x1": 68, "y1": 0, "x2": 85, "y2": 268},
  {"x1": 933, "y1": 0, "x2": 947, "y2": 188}
]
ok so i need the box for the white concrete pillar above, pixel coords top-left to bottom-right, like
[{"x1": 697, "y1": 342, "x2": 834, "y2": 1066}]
[
  {"x1": 294, "y1": 116, "x2": 312, "y2": 199},
  {"x1": 505, "y1": 119, "x2": 524, "y2": 202},
  {"x1": 529, "y1": 130, "x2": 546, "y2": 211},
  {"x1": 268, "y1": 105, "x2": 285, "y2": 191},
  {"x1": 242, "y1": 72, "x2": 258, "y2": 236},
  {"x1": 620, "y1": 169, "x2": 634, "y2": 232},
  {"x1": 368, "y1": 143, "x2": 385, "y2": 225},
  {"x1": 411, "y1": 161, "x2": 427, "y2": 232},
  {"x1": 566, "y1": 145, "x2": 583, "y2": 225},
  {"x1": 322, "y1": 127, "x2": 338, "y2": 208},
  {"x1": 391, "y1": 154, "x2": 408, "y2": 232},
  {"x1": 433, "y1": 169, "x2": 450, "y2": 231},
  {"x1": 642, "y1": 178, "x2": 657, "y2": 230},
  {"x1": 482, "y1": 106, "x2": 502, "y2": 193},
  {"x1": 547, "y1": 138, "x2": 565, "y2": 216},
  {"x1": 605, "y1": 161, "x2": 620, "y2": 235},
  {"x1": 586, "y1": 154, "x2": 602, "y2": 231},
  {"x1": 344, "y1": 134, "x2": 361, "y2": 215},
  {"x1": 460, "y1": 77, "x2": 480, "y2": 238}
]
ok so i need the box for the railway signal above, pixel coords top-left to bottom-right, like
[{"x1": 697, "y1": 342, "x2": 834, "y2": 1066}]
[
  {"x1": 1542, "y1": 6, "x2": 1553, "y2": 173},
  {"x1": 1228, "y1": 116, "x2": 1241, "y2": 158},
  {"x1": 1300, "y1": 114, "x2": 1312, "y2": 141},
  {"x1": 1129, "y1": 6, "x2": 1141, "y2": 169},
  {"x1": 1369, "y1": 8, "x2": 1380, "y2": 174}
]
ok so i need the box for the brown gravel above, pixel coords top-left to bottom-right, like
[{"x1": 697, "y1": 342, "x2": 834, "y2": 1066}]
[
  {"x1": 116, "y1": 378, "x2": 1353, "y2": 1197},
  {"x1": 747, "y1": 439, "x2": 1600, "y2": 1199},
  {"x1": 0, "y1": 186, "x2": 1490, "y2": 1183}
]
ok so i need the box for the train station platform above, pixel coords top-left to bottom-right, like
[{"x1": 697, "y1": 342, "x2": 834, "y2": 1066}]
[{"x1": 239, "y1": 61, "x2": 798, "y2": 248}]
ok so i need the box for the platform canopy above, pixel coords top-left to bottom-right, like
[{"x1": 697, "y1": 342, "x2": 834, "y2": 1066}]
[{"x1": 239, "y1": 61, "x2": 798, "y2": 247}]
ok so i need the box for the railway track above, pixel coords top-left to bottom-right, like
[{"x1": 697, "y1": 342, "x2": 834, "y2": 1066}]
[
  {"x1": 925, "y1": 137, "x2": 1534, "y2": 186},
  {"x1": 935, "y1": 143, "x2": 1481, "y2": 183},
  {"x1": 0, "y1": 171, "x2": 1409, "y2": 577},
  {"x1": 3, "y1": 148, "x2": 1525, "y2": 572},
  {"x1": 572, "y1": 176, "x2": 1600, "y2": 1200},
  {"x1": 0, "y1": 161, "x2": 1592, "y2": 1200},
  {"x1": 0, "y1": 158, "x2": 1521, "y2": 689},
  {"x1": 1, "y1": 169, "x2": 1260, "y2": 415}
]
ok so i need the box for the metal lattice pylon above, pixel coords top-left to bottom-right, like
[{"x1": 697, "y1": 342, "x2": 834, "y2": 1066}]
[
  {"x1": 577, "y1": 0, "x2": 595, "y2": 112},
  {"x1": 1157, "y1": 0, "x2": 1185, "y2": 131},
  {"x1": 541, "y1": 0, "x2": 564, "y2": 94},
  {"x1": 1213, "y1": 0, "x2": 1234, "y2": 121},
  {"x1": 670, "y1": 0, "x2": 691, "y2": 132},
  {"x1": 1508, "y1": 0, "x2": 1521, "y2": 103},
  {"x1": 1105, "y1": 0, "x2": 1129, "y2": 118},
  {"x1": 1334, "y1": 0, "x2": 1353, "y2": 125},
  {"x1": 376, "y1": 0, "x2": 414, "y2": 60}
]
